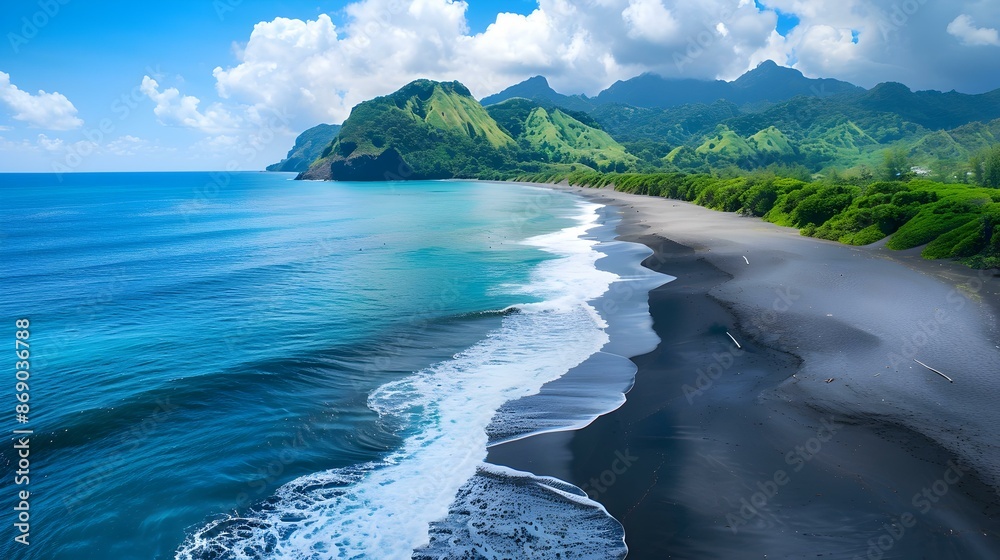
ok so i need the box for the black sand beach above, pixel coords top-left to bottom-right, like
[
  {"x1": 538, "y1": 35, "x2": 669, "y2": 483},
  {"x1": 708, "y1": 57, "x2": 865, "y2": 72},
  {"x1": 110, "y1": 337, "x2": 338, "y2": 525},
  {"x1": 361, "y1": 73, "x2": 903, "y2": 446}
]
[{"x1": 488, "y1": 186, "x2": 1000, "y2": 559}]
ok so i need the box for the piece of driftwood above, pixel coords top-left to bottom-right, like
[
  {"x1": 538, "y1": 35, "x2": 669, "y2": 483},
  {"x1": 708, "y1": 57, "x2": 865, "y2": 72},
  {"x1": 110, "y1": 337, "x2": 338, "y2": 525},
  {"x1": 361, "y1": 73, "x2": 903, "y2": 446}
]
[
  {"x1": 913, "y1": 359, "x2": 954, "y2": 383},
  {"x1": 726, "y1": 331, "x2": 742, "y2": 349}
]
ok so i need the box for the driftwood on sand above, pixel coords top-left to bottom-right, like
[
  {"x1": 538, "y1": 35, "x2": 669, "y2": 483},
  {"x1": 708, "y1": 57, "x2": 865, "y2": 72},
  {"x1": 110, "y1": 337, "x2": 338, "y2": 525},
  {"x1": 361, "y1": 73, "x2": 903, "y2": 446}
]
[
  {"x1": 913, "y1": 359, "x2": 954, "y2": 383},
  {"x1": 726, "y1": 331, "x2": 742, "y2": 349}
]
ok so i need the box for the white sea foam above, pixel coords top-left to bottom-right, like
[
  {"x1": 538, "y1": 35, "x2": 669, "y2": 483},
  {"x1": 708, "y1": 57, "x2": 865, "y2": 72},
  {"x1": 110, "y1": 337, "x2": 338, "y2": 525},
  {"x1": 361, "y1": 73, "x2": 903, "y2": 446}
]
[
  {"x1": 176, "y1": 201, "x2": 628, "y2": 559},
  {"x1": 413, "y1": 463, "x2": 627, "y2": 559}
]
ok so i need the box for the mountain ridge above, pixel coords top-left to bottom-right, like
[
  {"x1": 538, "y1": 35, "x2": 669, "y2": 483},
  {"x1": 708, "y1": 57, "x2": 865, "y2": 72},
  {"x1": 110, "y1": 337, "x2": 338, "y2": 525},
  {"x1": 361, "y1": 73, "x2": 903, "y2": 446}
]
[{"x1": 282, "y1": 63, "x2": 1000, "y2": 180}]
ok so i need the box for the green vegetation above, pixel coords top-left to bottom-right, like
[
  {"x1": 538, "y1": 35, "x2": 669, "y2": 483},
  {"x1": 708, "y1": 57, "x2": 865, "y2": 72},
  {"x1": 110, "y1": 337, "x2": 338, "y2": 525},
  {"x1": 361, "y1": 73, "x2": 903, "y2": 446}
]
[
  {"x1": 266, "y1": 123, "x2": 341, "y2": 172},
  {"x1": 970, "y1": 145, "x2": 1000, "y2": 188},
  {"x1": 483, "y1": 97, "x2": 632, "y2": 172},
  {"x1": 584, "y1": 94, "x2": 1000, "y2": 176},
  {"x1": 300, "y1": 81, "x2": 639, "y2": 181},
  {"x1": 301, "y1": 80, "x2": 521, "y2": 180},
  {"x1": 287, "y1": 69, "x2": 1000, "y2": 183},
  {"x1": 283, "y1": 71, "x2": 1000, "y2": 270},
  {"x1": 513, "y1": 169, "x2": 1000, "y2": 269}
]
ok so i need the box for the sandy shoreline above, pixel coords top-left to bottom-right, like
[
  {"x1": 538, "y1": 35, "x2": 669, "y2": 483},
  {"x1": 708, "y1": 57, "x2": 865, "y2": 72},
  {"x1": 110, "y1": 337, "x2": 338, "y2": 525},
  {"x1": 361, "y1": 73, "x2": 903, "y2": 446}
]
[{"x1": 487, "y1": 184, "x2": 1000, "y2": 558}]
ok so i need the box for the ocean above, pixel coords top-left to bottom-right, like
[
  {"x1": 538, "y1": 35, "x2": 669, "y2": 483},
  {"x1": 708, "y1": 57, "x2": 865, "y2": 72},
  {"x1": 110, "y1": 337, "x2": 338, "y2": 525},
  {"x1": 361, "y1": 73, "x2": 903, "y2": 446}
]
[{"x1": 0, "y1": 172, "x2": 666, "y2": 559}]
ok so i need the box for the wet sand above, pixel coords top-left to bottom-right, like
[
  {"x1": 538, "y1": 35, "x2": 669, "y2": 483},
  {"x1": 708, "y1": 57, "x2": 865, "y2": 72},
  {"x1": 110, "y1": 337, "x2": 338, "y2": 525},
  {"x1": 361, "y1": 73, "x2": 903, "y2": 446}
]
[{"x1": 488, "y1": 186, "x2": 1000, "y2": 559}]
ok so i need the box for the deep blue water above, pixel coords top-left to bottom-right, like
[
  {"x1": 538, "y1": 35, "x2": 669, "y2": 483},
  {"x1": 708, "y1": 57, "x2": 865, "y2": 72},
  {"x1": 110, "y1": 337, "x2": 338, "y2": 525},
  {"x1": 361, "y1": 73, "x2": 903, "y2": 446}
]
[{"x1": 0, "y1": 172, "x2": 664, "y2": 559}]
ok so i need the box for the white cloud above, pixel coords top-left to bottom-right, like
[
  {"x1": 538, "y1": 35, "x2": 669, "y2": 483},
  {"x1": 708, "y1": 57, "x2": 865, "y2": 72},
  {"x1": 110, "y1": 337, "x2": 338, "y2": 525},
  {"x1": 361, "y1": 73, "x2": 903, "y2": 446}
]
[
  {"x1": 208, "y1": 0, "x2": 782, "y2": 125},
  {"x1": 106, "y1": 135, "x2": 149, "y2": 156},
  {"x1": 622, "y1": 0, "x2": 681, "y2": 44},
  {"x1": 0, "y1": 71, "x2": 83, "y2": 130},
  {"x1": 140, "y1": 76, "x2": 243, "y2": 133},
  {"x1": 755, "y1": 1, "x2": 1000, "y2": 91},
  {"x1": 36, "y1": 133, "x2": 64, "y2": 151},
  {"x1": 136, "y1": 0, "x2": 1000, "y2": 139},
  {"x1": 190, "y1": 134, "x2": 243, "y2": 155},
  {"x1": 947, "y1": 14, "x2": 1000, "y2": 46}
]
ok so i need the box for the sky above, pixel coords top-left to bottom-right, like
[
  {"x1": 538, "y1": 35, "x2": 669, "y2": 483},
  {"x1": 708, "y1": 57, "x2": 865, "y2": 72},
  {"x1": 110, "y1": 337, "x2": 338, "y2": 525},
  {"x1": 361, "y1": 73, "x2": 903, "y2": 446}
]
[{"x1": 2, "y1": 0, "x2": 1000, "y2": 172}]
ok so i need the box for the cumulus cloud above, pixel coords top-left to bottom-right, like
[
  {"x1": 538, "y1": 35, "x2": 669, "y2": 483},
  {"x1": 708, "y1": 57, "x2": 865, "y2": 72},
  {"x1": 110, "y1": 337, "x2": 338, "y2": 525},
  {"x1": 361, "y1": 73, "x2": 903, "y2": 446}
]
[
  {"x1": 947, "y1": 14, "x2": 1000, "y2": 46},
  {"x1": 760, "y1": 0, "x2": 1000, "y2": 92},
  {"x1": 106, "y1": 135, "x2": 149, "y2": 156},
  {"x1": 140, "y1": 76, "x2": 243, "y2": 133},
  {"x1": 36, "y1": 133, "x2": 64, "y2": 151},
  {"x1": 139, "y1": 0, "x2": 1000, "y2": 136},
  {"x1": 208, "y1": 0, "x2": 782, "y2": 125},
  {"x1": 622, "y1": 0, "x2": 681, "y2": 43},
  {"x1": 0, "y1": 71, "x2": 83, "y2": 130}
]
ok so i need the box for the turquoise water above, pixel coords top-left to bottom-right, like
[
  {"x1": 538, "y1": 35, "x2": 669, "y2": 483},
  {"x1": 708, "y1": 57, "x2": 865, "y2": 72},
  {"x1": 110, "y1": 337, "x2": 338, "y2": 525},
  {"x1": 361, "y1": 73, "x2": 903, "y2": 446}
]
[{"x1": 0, "y1": 173, "x2": 663, "y2": 559}]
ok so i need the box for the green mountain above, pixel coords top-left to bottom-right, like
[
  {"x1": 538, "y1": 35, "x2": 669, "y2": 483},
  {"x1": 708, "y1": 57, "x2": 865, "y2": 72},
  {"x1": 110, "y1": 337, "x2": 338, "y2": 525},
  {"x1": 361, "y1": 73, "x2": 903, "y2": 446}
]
[
  {"x1": 267, "y1": 124, "x2": 341, "y2": 172},
  {"x1": 590, "y1": 100, "x2": 741, "y2": 145},
  {"x1": 283, "y1": 67, "x2": 1000, "y2": 181},
  {"x1": 295, "y1": 81, "x2": 637, "y2": 181},
  {"x1": 485, "y1": 98, "x2": 634, "y2": 171},
  {"x1": 696, "y1": 125, "x2": 755, "y2": 158},
  {"x1": 587, "y1": 87, "x2": 1000, "y2": 174},
  {"x1": 300, "y1": 79, "x2": 516, "y2": 181},
  {"x1": 480, "y1": 76, "x2": 594, "y2": 113},
  {"x1": 594, "y1": 61, "x2": 861, "y2": 109},
  {"x1": 858, "y1": 82, "x2": 1000, "y2": 130}
]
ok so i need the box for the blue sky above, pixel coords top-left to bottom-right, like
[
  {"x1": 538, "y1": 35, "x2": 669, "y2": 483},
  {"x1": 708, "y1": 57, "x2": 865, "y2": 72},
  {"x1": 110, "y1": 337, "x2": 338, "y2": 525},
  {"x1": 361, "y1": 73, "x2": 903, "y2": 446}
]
[{"x1": 2, "y1": 0, "x2": 999, "y2": 172}]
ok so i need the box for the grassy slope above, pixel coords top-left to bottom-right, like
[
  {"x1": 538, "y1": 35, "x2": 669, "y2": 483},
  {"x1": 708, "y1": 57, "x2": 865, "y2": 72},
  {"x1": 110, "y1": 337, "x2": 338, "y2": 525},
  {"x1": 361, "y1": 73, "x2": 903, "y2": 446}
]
[
  {"x1": 748, "y1": 126, "x2": 795, "y2": 155},
  {"x1": 303, "y1": 80, "x2": 516, "y2": 179},
  {"x1": 522, "y1": 106, "x2": 636, "y2": 166},
  {"x1": 416, "y1": 86, "x2": 514, "y2": 148},
  {"x1": 695, "y1": 125, "x2": 755, "y2": 157},
  {"x1": 513, "y1": 169, "x2": 1000, "y2": 269},
  {"x1": 588, "y1": 92, "x2": 1000, "y2": 175}
]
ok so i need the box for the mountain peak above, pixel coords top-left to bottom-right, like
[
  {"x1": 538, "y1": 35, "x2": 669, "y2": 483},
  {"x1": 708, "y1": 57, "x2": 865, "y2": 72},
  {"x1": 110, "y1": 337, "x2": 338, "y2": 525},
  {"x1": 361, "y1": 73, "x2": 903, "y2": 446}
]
[
  {"x1": 480, "y1": 75, "x2": 594, "y2": 112},
  {"x1": 735, "y1": 60, "x2": 805, "y2": 84},
  {"x1": 869, "y1": 81, "x2": 913, "y2": 95}
]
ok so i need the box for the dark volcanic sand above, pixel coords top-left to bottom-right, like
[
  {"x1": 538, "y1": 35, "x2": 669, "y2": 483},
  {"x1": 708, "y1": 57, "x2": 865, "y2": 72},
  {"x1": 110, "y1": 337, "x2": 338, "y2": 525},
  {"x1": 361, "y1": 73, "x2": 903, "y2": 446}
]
[{"x1": 487, "y1": 188, "x2": 1000, "y2": 559}]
